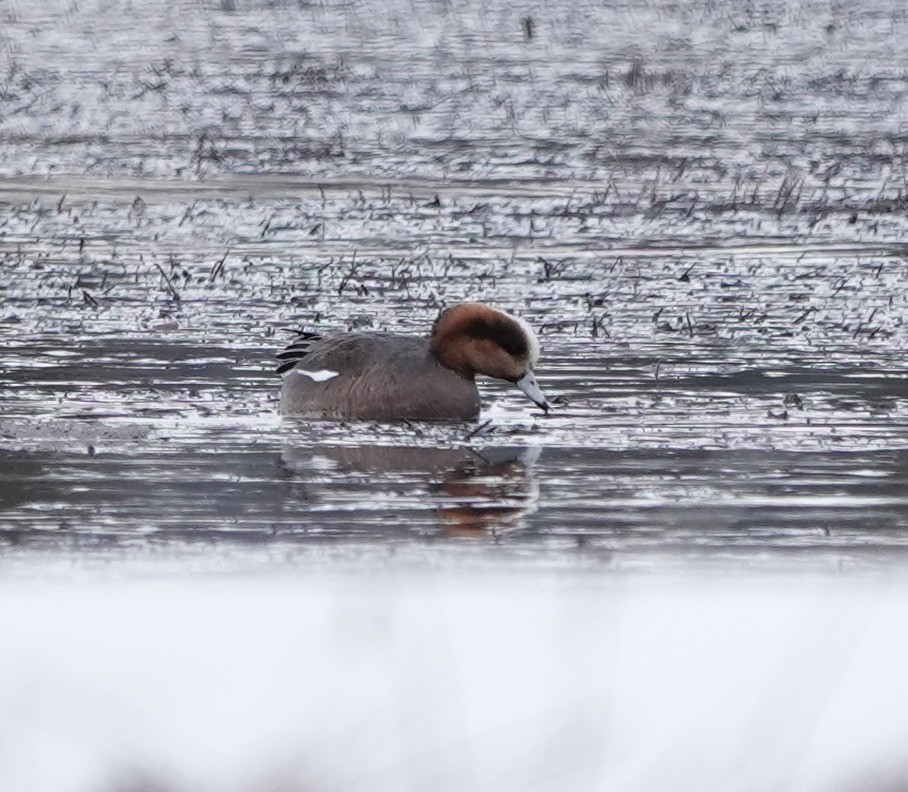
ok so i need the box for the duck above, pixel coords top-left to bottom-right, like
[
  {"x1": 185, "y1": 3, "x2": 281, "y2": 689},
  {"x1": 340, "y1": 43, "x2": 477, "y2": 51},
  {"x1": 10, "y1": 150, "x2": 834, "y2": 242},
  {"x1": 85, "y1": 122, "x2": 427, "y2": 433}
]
[{"x1": 277, "y1": 302, "x2": 550, "y2": 421}]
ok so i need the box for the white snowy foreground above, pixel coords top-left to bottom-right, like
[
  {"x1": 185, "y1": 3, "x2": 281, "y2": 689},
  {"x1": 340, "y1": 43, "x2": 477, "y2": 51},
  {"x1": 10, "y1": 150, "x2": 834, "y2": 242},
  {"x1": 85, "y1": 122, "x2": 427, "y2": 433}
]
[{"x1": 0, "y1": 568, "x2": 905, "y2": 792}]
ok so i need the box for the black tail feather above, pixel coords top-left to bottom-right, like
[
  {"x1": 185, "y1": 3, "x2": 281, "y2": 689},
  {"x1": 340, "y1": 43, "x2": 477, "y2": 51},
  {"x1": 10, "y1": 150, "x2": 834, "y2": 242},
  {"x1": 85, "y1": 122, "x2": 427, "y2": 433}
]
[{"x1": 276, "y1": 331, "x2": 321, "y2": 375}]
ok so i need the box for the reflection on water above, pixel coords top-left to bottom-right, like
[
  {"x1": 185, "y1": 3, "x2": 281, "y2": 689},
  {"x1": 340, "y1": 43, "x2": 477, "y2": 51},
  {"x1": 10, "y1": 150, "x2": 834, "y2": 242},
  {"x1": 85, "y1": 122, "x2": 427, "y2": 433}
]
[
  {"x1": 2, "y1": 423, "x2": 907, "y2": 571},
  {"x1": 433, "y1": 447, "x2": 542, "y2": 535},
  {"x1": 282, "y1": 442, "x2": 541, "y2": 536},
  {"x1": 0, "y1": 316, "x2": 907, "y2": 569}
]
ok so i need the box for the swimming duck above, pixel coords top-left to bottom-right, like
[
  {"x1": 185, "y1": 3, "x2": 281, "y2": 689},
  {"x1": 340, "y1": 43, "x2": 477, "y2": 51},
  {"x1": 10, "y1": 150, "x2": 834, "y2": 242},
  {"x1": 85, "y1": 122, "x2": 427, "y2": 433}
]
[{"x1": 277, "y1": 302, "x2": 550, "y2": 421}]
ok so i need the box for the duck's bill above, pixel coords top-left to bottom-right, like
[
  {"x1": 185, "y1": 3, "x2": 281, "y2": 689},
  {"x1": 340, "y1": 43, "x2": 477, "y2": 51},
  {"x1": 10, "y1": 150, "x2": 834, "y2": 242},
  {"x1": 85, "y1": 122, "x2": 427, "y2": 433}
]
[{"x1": 515, "y1": 372, "x2": 551, "y2": 413}]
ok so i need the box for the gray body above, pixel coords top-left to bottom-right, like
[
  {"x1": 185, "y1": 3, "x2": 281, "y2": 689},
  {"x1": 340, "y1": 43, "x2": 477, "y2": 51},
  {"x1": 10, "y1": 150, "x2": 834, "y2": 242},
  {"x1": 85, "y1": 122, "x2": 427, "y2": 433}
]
[{"x1": 280, "y1": 333, "x2": 482, "y2": 421}]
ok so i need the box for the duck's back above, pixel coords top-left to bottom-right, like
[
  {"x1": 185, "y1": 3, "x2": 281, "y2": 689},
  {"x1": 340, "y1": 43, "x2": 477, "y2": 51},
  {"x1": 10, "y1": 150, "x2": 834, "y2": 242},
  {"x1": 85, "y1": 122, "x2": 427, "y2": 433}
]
[{"x1": 279, "y1": 333, "x2": 481, "y2": 421}]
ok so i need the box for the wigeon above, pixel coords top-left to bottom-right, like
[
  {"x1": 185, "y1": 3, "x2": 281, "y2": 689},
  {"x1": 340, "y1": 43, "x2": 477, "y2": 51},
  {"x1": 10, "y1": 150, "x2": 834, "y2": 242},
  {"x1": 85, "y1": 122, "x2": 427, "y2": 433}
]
[{"x1": 277, "y1": 302, "x2": 550, "y2": 421}]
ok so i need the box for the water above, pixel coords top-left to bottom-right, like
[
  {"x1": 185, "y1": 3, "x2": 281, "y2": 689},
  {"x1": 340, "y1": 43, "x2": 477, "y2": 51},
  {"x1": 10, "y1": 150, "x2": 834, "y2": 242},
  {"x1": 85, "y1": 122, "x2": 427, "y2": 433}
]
[
  {"x1": 2, "y1": 0, "x2": 908, "y2": 789},
  {"x1": 2, "y1": 185, "x2": 906, "y2": 570}
]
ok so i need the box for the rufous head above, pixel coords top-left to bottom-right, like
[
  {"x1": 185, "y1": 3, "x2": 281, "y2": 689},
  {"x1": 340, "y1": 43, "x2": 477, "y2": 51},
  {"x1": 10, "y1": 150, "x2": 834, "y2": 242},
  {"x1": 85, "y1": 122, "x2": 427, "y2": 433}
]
[{"x1": 429, "y1": 302, "x2": 550, "y2": 412}]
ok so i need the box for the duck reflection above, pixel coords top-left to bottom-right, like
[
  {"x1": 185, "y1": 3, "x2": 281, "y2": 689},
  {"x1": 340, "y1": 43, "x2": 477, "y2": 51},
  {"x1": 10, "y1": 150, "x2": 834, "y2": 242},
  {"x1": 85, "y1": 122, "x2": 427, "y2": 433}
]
[
  {"x1": 279, "y1": 443, "x2": 542, "y2": 537},
  {"x1": 432, "y1": 447, "x2": 541, "y2": 536}
]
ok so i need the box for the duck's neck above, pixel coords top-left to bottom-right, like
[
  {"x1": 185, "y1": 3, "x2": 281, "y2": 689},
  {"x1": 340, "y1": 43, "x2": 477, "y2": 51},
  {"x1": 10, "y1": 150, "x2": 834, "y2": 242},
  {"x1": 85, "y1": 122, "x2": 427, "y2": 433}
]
[{"x1": 428, "y1": 342, "x2": 474, "y2": 380}]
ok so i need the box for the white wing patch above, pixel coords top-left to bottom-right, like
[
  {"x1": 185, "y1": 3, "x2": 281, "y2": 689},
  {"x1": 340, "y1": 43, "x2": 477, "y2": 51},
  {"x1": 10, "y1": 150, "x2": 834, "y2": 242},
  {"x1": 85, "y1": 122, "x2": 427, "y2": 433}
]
[{"x1": 293, "y1": 368, "x2": 339, "y2": 382}]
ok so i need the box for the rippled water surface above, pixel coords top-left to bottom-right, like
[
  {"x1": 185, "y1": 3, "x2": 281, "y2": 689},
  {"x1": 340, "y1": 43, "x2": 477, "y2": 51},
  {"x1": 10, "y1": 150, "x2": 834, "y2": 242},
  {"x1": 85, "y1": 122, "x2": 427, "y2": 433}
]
[{"x1": 2, "y1": 0, "x2": 908, "y2": 572}]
